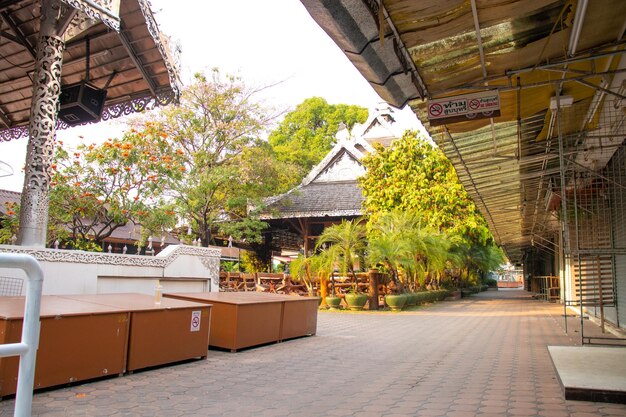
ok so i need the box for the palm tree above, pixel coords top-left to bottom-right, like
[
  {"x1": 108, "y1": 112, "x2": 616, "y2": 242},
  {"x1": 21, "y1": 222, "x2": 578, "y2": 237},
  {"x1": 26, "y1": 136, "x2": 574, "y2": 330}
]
[
  {"x1": 367, "y1": 211, "x2": 414, "y2": 292},
  {"x1": 289, "y1": 251, "x2": 336, "y2": 300},
  {"x1": 315, "y1": 219, "x2": 366, "y2": 292},
  {"x1": 448, "y1": 237, "x2": 504, "y2": 287},
  {"x1": 289, "y1": 254, "x2": 316, "y2": 296},
  {"x1": 367, "y1": 231, "x2": 411, "y2": 293},
  {"x1": 368, "y1": 210, "x2": 450, "y2": 291}
]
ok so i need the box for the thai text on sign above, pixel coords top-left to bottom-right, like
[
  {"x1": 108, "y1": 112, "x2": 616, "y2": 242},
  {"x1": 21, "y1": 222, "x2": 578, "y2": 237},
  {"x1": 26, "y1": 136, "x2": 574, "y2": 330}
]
[{"x1": 427, "y1": 90, "x2": 500, "y2": 126}]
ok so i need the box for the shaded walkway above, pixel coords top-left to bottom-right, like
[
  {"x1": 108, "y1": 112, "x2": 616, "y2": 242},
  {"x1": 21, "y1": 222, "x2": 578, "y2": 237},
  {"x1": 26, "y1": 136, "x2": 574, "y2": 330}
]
[{"x1": 2, "y1": 290, "x2": 626, "y2": 416}]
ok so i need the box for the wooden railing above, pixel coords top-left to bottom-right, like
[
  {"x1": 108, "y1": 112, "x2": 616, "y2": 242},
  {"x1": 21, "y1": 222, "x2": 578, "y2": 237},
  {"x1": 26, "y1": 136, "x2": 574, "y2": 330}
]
[{"x1": 219, "y1": 271, "x2": 391, "y2": 297}]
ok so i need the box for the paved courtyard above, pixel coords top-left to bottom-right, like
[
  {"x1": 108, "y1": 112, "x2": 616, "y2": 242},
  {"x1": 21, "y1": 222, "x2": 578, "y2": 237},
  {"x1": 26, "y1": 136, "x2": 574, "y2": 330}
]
[{"x1": 2, "y1": 290, "x2": 626, "y2": 417}]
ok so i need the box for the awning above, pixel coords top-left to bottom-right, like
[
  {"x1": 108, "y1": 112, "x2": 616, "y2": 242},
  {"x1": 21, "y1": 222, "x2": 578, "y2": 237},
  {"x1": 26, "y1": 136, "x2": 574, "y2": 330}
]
[
  {"x1": 0, "y1": 0, "x2": 181, "y2": 141},
  {"x1": 300, "y1": 0, "x2": 626, "y2": 263}
]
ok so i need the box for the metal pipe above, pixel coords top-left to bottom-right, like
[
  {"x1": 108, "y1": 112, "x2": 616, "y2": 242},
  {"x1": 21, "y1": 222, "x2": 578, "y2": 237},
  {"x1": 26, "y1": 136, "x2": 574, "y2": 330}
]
[
  {"x1": 568, "y1": 0, "x2": 588, "y2": 57},
  {"x1": 0, "y1": 253, "x2": 44, "y2": 417},
  {"x1": 470, "y1": 0, "x2": 487, "y2": 80}
]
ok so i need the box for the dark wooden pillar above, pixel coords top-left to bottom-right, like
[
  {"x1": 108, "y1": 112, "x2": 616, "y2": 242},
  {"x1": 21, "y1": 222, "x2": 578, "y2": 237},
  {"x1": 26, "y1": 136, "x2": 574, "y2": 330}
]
[{"x1": 368, "y1": 269, "x2": 379, "y2": 310}]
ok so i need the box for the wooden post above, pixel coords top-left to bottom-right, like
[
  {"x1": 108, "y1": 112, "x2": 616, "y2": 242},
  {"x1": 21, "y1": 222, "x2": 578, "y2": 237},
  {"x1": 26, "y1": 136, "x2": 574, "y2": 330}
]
[
  {"x1": 368, "y1": 269, "x2": 379, "y2": 310},
  {"x1": 300, "y1": 219, "x2": 309, "y2": 257}
]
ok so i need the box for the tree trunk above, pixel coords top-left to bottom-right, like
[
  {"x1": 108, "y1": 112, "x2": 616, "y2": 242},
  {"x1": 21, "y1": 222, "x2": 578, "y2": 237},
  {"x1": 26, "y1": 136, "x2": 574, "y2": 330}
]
[
  {"x1": 368, "y1": 269, "x2": 379, "y2": 310},
  {"x1": 319, "y1": 275, "x2": 328, "y2": 307}
]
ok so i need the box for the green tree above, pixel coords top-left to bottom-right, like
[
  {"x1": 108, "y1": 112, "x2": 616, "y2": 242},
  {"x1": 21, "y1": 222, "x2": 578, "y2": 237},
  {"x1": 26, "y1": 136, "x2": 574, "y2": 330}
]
[
  {"x1": 269, "y1": 97, "x2": 368, "y2": 187},
  {"x1": 47, "y1": 124, "x2": 183, "y2": 248},
  {"x1": 151, "y1": 70, "x2": 282, "y2": 246},
  {"x1": 360, "y1": 131, "x2": 503, "y2": 287},
  {"x1": 360, "y1": 131, "x2": 488, "y2": 240}
]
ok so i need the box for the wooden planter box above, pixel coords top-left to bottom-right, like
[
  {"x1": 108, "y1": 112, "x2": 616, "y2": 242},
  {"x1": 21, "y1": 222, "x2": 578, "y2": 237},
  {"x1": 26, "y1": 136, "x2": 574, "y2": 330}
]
[
  {"x1": 57, "y1": 294, "x2": 211, "y2": 371},
  {"x1": 164, "y1": 292, "x2": 318, "y2": 351},
  {"x1": 0, "y1": 293, "x2": 211, "y2": 396},
  {"x1": 0, "y1": 296, "x2": 130, "y2": 396}
]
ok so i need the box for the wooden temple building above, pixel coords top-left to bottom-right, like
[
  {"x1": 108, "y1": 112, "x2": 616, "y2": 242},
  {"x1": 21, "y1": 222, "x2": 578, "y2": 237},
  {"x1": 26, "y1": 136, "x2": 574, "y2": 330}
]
[{"x1": 260, "y1": 106, "x2": 404, "y2": 256}]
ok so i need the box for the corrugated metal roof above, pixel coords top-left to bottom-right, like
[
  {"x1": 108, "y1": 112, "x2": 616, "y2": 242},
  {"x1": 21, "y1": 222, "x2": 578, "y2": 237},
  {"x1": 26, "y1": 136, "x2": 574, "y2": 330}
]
[{"x1": 301, "y1": 0, "x2": 626, "y2": 263}]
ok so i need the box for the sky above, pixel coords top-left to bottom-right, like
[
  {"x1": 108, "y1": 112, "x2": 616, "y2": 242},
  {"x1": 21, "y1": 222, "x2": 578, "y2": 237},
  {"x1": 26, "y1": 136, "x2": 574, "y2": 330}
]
[{"x1": 0, "y1": 0, "x2": 422, "y2": 192}]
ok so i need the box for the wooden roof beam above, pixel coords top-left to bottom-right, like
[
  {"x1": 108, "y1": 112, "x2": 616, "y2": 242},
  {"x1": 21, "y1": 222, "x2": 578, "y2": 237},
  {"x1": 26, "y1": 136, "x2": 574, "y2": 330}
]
[
  {"x1": 0, "y1": 106, "x2": 10, "y2": 128},
  {"x1": 0, "y1": 11, "x2": 36, "y2": 59},
  {"x1": 118, "y1": 24, "x2": 157, "y2": 96}
]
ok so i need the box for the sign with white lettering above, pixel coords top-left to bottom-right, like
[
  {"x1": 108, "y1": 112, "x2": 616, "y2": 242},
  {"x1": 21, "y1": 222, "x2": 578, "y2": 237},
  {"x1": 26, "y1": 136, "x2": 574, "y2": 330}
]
[{"x1": 427, "y1": 90, "x2": 501, "y2": 126}]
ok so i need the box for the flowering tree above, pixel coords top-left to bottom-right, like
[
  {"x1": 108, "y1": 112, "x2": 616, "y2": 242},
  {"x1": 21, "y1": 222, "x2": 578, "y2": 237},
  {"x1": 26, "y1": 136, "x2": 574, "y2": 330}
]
[{"x1": 47, "y1": 124, "x2": 184, "y2": 248}]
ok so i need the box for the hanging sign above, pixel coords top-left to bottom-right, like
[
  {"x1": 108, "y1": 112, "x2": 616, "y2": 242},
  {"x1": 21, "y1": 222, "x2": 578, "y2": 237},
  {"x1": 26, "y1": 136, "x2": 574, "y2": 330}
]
[{"x1": 427, "y1": 90, "x2": 500, "y2": 126}]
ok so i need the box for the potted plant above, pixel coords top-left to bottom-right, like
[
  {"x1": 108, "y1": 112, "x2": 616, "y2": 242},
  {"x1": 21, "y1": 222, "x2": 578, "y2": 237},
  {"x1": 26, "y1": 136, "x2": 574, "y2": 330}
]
[
  {"x1": 325, "y1": 294, "x2": 342, "y2": 309},
  {"x1": 344, "y1": 289, "x2": 368, "y2": 311},
  {"x1": 384, "y1": 292, "x2": 407, "y2": 311},
  {"x1": 290, "y1": 253, "x2": 328, "y2": 306}
]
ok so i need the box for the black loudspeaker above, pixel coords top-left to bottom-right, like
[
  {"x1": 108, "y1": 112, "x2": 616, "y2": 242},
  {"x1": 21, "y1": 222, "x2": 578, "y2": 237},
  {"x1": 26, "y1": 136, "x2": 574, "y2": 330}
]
[{"x1": 58, "y1": 82, "x2": 107, "y2": 126}]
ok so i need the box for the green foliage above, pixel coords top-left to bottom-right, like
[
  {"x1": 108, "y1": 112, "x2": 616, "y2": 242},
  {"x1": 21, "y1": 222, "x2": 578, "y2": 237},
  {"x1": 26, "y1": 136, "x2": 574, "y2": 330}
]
[
  {"x1": 367, "y1": 210, "x2": 449, "y2": 291},
  {"x1": 220, "y1": 261, "x2": 240, "y2": 272},
  {"x1": 360, "y1": 131, "x2": 505, "y2": 289},
  {"x1": 360, "y1": 131, "x2": 490, "y2": 242},
  {"x1": 413, "y1": 290, "x2": 450, "y2": 304},
  {"x1": 0, "y1": 202, "x2": 19, "y2": 244},
  {"x1": 69, "y1": 238, "x2": 104, "y2": 252},
  {"x1": 149, "y1": 69, "x2": 281, "y2": 246},
  {"x1": 315, "y1": 219, "x2": 366, "y2": 290},
  {"x1": 290, "y1": 253, "x2": 330, "y2": 296},
  {"x1": 240, "y1": 250, "x2": 266, "y2": 273},
  {"x1": 269, "y1": 97, "x2": 368, "y2": 187}
]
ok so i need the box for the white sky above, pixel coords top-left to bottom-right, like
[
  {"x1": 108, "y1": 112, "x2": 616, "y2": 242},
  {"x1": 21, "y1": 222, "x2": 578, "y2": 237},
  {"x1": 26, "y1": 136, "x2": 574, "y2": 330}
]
[{"x1": 0, "y1": 0, "x2": 422, "y2": 192}]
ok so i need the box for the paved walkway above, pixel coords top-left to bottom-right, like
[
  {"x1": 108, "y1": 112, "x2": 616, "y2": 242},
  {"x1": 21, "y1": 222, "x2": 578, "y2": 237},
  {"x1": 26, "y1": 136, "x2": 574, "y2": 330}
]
[{"x1": 2, "y1": 290, "x2": 626, "y2": 417}]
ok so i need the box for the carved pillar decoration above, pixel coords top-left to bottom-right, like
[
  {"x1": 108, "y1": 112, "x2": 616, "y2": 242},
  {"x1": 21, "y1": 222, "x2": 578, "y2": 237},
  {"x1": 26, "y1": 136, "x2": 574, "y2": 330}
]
[{"x1": 18, "y1": 0, "x2": 71, "y2": 246}]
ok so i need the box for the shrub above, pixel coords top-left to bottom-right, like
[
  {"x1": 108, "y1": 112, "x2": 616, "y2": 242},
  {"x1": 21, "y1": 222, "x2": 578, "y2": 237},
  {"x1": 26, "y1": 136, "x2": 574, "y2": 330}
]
[
  {"x1": 485, "y1": 278, "x2": 498, "y2": 287},
  {"x1": 413, "y1": 289, "x2": 450, "y2": 305}
]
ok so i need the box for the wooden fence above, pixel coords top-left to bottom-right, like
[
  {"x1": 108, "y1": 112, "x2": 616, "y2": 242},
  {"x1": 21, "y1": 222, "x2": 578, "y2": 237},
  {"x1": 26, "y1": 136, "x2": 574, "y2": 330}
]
[{"x1": 219, "y1": 271, "x2": 389, "y2": 296}]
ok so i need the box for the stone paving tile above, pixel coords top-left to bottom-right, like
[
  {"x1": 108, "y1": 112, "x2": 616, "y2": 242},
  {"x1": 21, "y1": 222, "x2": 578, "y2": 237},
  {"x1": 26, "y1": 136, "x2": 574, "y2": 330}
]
[{"x1": 1, "y1": 290, "x2": 626, "y2": 416}]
